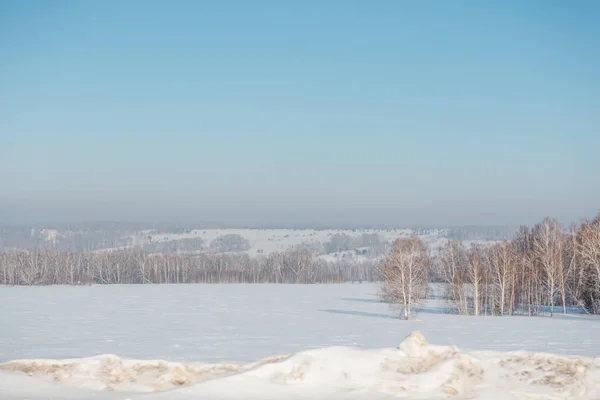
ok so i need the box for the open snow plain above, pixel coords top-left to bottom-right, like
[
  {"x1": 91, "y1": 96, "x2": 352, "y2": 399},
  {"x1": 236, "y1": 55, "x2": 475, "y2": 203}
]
[{"x1": 2, "y1": 284, "x2": 600, "y2": 399}]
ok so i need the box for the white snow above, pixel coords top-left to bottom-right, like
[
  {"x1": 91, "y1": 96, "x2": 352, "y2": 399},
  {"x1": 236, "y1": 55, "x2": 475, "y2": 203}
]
[
  {"x1": 2, "y1": 332, "x2": 600, "y2": 399},
  {"x1": 2, "y1": 284, "x2": 599, "y2": 399}
]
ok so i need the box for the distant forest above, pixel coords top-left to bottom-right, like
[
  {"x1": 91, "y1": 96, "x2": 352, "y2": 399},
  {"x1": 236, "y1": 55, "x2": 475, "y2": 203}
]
[{"x1": 0, "y1": 222, "x2": 516, "y2": 252}]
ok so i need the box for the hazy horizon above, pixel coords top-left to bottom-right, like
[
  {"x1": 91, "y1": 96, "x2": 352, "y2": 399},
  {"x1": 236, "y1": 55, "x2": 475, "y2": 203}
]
[
  {"x1": 0, "y1": 213, "x2": 593, "y2": 230},
  {"x1": 2, "y1": 1, "x2": 599, "y2": 226}
]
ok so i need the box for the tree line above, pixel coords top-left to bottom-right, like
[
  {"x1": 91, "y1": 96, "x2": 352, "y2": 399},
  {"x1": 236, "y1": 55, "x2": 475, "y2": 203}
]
[
  {"x1": 0, "y1": 249, "x2": 375, "y2": 285},
  {"x1": 378, "y1": 215, "x2": 600, "y2": 317}
]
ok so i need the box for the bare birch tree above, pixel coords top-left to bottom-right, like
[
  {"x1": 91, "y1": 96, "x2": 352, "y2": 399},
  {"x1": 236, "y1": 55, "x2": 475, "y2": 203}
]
[
  {"x1": 438, "y1": 240, "x2": 468, "y2": 314},
  {"x1": 532, "y1": 218, "x2": 562, "y2": 316},
  {"x1": 577, "y1": 216, "x2": 600, "y2": 313},
  {"x1": 467, "y1": 245, "x2": 484, "y2": 316},
  {"x1": 487, "y1": 242, "x2": 515, "y2": 315}
]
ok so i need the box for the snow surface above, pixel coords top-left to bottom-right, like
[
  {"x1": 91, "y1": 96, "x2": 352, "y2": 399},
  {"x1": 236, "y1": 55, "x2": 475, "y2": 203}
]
[
  {"x1": 2, "y1": 332, "x2": 600, "y2": 399},
  {"x1": 2, "y1": 284, "x2": 599, "y2": 399}
]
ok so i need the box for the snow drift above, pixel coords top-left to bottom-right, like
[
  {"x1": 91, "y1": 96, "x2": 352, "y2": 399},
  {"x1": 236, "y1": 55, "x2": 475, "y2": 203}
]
[{"x1": 1, "y1": 331, "x2": 599, "y2": 400}]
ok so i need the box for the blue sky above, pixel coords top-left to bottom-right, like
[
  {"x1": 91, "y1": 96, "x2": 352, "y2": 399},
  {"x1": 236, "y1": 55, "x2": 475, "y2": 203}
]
[{"x1": 1, "y1": 0, "x2": 598, "y2": 226}]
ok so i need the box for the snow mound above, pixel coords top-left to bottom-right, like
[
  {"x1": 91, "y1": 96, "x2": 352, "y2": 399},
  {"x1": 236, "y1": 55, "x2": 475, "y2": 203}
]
[
  {"x1": 2, "y1": 331, "x2": 600, "y2": 399},
  {"x1": 0, "y1": 353, "x2": 290, "y2": 392}
]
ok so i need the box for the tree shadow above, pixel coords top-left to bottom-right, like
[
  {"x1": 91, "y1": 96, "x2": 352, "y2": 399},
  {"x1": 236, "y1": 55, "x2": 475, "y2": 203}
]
[
  {"x1": 331, "y1": 298, "x2": 599, "y2": 321},
  {"x1": 340, "y1": 297, "x2": 388, "y2": 304},
  {"x1": 321, "y1": 309, "x2": 399, "y2": 319},
  {"x1": 339, "y1": 297, "x2": 453, "y2": 315}
]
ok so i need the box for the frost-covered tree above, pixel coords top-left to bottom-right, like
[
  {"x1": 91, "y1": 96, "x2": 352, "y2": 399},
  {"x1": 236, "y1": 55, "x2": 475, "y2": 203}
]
[
  {"x1": 438, "y1": 240, "x2": 468, "y2": 315},
  {"x1": 577, "y1": 216, "x2": 600, "y2": 313},
  {"x1": 487, "y1": 242, "x2": 515, "y2": 316},
  {"x1": 532, "y1": 218, "x2": 563, "y2": 316},
  {"x1": 377, "y1": 237, "x2": 430, "y2": 319},
  {"x1": 467, "y1": 245, "x2": 485, "y2": 316},
  {"x1": 323, "y1": 233, "x2": 355, "y2": 254}
]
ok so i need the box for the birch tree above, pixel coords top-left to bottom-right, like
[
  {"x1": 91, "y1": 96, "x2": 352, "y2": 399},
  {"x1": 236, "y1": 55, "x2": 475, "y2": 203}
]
[
  {"x1": 467, "y1": 245, "x2": 484, "y2": 316},
  {"x1": 487, "y1": 242, "x2": 515, "y2": 315},
  {"x1": 532, "y1": 218, "x2": 562, "y2": 316},
  {"x1": 439, "y1": 240, "x2": 469, "y2": 314},
  {"x1": 377, "y1": 237, "x2": 430, "y2": 319},
  {"x1": 577, "y1": 216, "x2": 600, "y2": 313}
]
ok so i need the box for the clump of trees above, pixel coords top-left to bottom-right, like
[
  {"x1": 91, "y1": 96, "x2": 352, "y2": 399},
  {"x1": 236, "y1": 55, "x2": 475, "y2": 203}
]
[
  {"x1": 323, "y1": 233, "x2": 355, "y2": 253},
  {"x1": 322, "y1": 233, "x2": 388, "y2": 257},
  {"x1": 433, "y1": 216, "x2": 600, "y2": 316},
  {"x1": 377, "y1": 237, "x2": 430, "y2": 319},
  {"x1": 209, "y1": 234, "x2": 251, "y2": 253}
]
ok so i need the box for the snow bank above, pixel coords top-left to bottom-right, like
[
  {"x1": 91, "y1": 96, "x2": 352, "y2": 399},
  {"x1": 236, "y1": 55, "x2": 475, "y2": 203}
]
[
  {"x1": 0, "y1": 353, "x2": 290, "y2": 392},
  {"x1": 2, "y1": 331, "x2": 600, "y2": 399}
]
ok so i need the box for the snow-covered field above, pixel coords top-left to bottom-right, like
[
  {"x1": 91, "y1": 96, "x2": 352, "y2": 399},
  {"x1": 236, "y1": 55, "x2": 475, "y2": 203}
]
[{"x1": 2, "y1": 284, "x2": 599, "y2": 399}]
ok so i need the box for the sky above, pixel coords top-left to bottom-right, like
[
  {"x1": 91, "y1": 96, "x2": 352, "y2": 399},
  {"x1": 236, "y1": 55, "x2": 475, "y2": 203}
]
[{"x1": 1, "y1": 0, "x2": 599, "y2": 227}]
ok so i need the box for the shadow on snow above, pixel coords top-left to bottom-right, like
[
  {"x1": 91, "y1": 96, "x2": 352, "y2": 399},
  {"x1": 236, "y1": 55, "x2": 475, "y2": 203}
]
[{"x1": 320, "y1": 309, "x2": 399, "y2": 320}]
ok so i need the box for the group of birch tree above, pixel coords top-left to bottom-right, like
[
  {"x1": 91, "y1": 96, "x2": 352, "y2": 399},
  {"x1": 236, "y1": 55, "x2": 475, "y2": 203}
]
[
  {"x1": 377, "y1": 236, "x2": 430, "y2": 319},
  {"x1": 376, "y1": 215, "x2": 600, "y2": 318},
  {"x1": 0, "y1": 249, "x2": 375, "y2": 285},
  {"x1": 436, "y1": 216, "x2": 600, "y2": 316}
]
